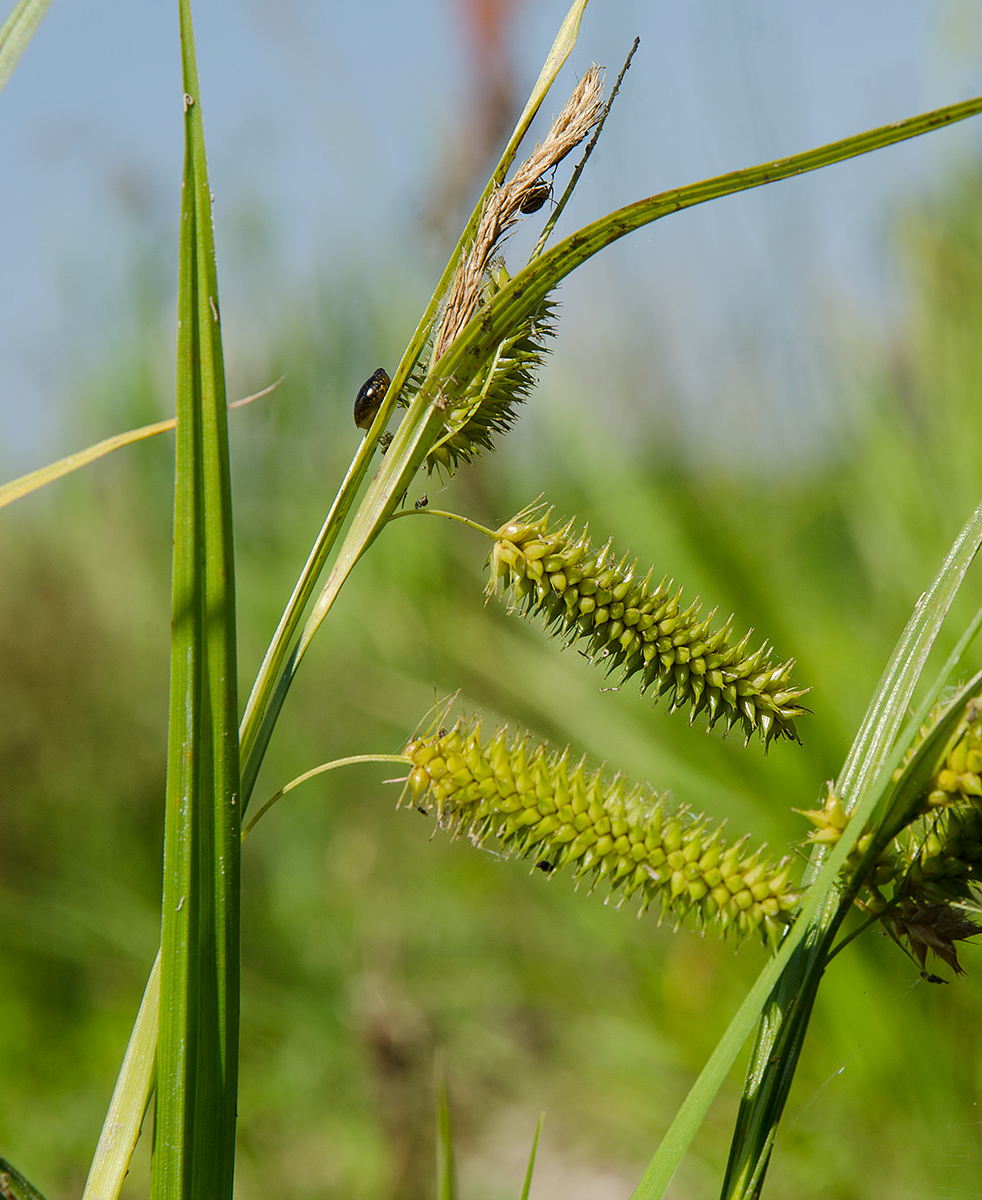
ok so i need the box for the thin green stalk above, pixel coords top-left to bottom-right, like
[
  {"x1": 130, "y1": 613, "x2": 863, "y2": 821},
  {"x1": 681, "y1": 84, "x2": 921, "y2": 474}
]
[
  {"x1": 386, "y1": 507, "x2": 497, "y2": 539},
  {"x1": 239, "y1": 397, "x2": 447, "y2": 805},
  {"x1": 241, "y1": 755, "x2": 410, "y2": 838},
  {"x1": 435, "y1": 1060, "x2": 457, "y2": 1200}
]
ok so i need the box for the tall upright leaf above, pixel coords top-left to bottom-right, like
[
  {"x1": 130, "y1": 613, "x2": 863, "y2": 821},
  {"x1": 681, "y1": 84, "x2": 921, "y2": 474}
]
[{"x1": 152, "y1": 3, "x2": 240, "y2": 1198}]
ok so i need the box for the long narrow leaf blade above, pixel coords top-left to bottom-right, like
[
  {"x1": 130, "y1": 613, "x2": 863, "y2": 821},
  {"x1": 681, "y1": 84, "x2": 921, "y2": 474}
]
[
  {"x1": 0, "y1": 0, "x2": 53, "y2": 94},
  {"x1": 631, "y1": 495, "x2": 982, "y2": 1199},
  {"x1": 0, "y1": 419, "x2": 175, "y2": 510},
  {"x1": 720, "y1": 502, "x2": 982, "y2": 1200},
  {"x1": 152, "y1": 4, "x2": 240, "y2": 1198},
  {"x1": 442, "y1": 94, "x2": 982, "y2": 399},
  {"x1": 0, "y1": 383, "x2": 274, "y2": 511},
  {"x1": 237, "y1": 0, "x2": 592, "y2": 784},
  {"x1": 81, "y1": 953, "x2": 161, "y2": 1200},
  {"x1": 519, "y1": 1115, "x2": 544, "y2": 1200}
]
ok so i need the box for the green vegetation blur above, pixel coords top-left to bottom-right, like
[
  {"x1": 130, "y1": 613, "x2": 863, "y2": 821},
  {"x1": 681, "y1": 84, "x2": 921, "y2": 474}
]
[{"x1": 4, "y1": 168, "x2": 982, "y2": 1200}]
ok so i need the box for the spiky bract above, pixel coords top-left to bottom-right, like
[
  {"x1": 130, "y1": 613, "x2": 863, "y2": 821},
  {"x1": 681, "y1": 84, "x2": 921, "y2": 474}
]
[
  {"x1": 404, "y1": 718, "x2": 798, "y2": 948},
  {"x1": 488, "y1": 509, "x2": 807, "y2": 746},
  {"x1": 426, "y1": 266, "x2": 557, "y2": 475}
]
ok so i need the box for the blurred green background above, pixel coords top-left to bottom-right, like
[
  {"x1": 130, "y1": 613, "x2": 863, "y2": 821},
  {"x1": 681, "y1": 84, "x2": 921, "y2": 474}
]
[{"x1": 6, "y1": 4, "x2": 982, "y2": 1200}]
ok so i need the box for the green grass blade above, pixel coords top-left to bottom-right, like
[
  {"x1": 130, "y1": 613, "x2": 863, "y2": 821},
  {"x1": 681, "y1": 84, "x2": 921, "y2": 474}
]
[
  {"x1": 435, "y1": 1061, "x2": 457, "y2": 1200},
  {"x1": 833, "y1": 502, "x2": 982, "y2": 817},
  {"x1": 632, "y1": 495, "x2": 982, "y2": 1200},
  {"x1": 0, "y1": 0, "x2": 52, "y2": 95},
  {"x1": 518, "y1": 1114, "x2": 544, "y2": 1200},
  {"x1": 0, "y1": 419, "x2": 176, "y2": 510},
  {"x1": 81, "y1": 952, "x2": 160, "y2": 1200},
  {"x1": 441, "y1": 94, "x2": 982, "y2": 403},
  {"x1": 238, "y1": 0, "x2": 590, "y2": 795},
  {"x1": 152, "y1": 3, "x2": 240, "y2": 1198},
  {"x1": 718, "y1": 501, "x2": 982, "y2": 1200},
  {"x1": 0, "y1": 381, "x2": 276, "y2": 512},
  {"x1": 0, "y1": 1159, "x2": 48, "y2": 1200}
]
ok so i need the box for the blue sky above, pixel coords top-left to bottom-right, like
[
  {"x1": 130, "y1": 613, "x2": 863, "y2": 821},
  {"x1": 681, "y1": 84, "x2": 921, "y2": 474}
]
[{"x1": 2, "y1": 0, "x2": 982, "y2": 469}]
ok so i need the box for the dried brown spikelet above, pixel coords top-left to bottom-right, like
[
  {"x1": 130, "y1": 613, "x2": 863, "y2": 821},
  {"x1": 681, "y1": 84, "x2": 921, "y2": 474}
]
[
  {"x1": 886, "y1": 901, "x2": 982, "y2": 979},
  {"x1": 413, "y1": 70, "x2": 604, "y2": 478},
  {"x1": 488, "y1": 508, "x2": 807, "y2": 747},
  {"x1": 433, "y1": 67, "x2": 605, "y2": 361},
  {"x1": 403, "y1": 718, "x2": 799, "y2": 948}
]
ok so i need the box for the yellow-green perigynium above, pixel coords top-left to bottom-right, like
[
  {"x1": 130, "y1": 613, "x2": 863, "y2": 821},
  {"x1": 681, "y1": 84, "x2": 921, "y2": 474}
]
[
  {"x1": 404, "y1": 718, "x2": 799, "y2": 948},
  {"x1": 895, "y1": 699, "x2": 982, "y2": 904},
  {"x1": 797, "y1": 699, "x2": 982, "y2": 973},
  {"x1": 797, "y1": 705, "x2": 982, "y2": 908},
  {"x1": 796, "y1": 787, "x2": 900, "y2": 907},
  {"x1": 488, "y1": 509, "x2": 807, "y2": 746}
]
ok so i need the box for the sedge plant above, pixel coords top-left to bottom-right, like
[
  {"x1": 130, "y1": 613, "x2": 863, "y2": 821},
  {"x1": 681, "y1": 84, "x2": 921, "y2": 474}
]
[{"x1": 6, "y1": 0, "x2": 982, "y2": 1197}]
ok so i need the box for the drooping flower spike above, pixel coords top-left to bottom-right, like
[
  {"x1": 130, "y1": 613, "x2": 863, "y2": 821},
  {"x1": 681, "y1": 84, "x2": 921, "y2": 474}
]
[
  {"x1": 404, "y1": 716, "x2": 799, "y2": 949},
  {"x1": 488, "y1": 507, "x2": 808, "y2": 747}
]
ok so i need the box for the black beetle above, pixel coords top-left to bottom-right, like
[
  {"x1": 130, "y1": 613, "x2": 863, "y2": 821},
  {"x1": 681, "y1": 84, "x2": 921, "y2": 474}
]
[{"x1": 353, "y1": 367, "x2": 391, "y2": 430}]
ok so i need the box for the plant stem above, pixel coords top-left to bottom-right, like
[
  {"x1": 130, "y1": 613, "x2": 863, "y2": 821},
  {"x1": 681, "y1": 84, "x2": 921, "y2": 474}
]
[
  {"x1": 387, "y1": 508, "x2": 497, "y2": 539},
  {"x1": 241, "y1": 755, "x2": 410, "y2": 838}
]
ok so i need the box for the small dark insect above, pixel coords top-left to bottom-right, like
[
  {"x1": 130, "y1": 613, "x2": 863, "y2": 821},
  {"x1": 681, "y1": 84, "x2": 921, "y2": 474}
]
[
  {"x1": 415, "y1": 493, "x2": 429, "y2": 510},
  {"x1": 535, "y1": 861, "x2": 555, "y2": 874},
  {"x1": 353, "y1": 367, "x2": 391, "y2": 430},
  {"x1": 519, "y1": 178, "x2": 552, "y2": 214}
]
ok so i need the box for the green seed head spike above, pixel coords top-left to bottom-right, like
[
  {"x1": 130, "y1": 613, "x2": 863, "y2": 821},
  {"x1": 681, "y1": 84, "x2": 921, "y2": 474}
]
[
  {"x1": 404, "y1": 717, "x2": 800, "y2": 948},
  {"x1": 488, "y1": 508, "x2": 808, "y2": 746},
  {"x1": 424, "y1": 265, "x2": 558, "y2": 476}
]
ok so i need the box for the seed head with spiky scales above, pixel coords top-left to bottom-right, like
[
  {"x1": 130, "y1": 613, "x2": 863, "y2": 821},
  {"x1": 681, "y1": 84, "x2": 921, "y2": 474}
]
[
  {"x1": 487, "y1": 508, "x2": 808, "y2": 747},
  {"x1": 424, "y1": 264, "x2": 558, "y2": 475},
  {"x1": 414, "y1": 69, "x2": 604, "y2": 479},
  {"x1": 892, "y1": 699, "x2": 982, "y2": 906},
  {"x1": 403, "y1": 717, "x2": 799, "y2": 949},
  {"x1": 797, "y1": 698, "x2": 982, "y2": 975}
]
